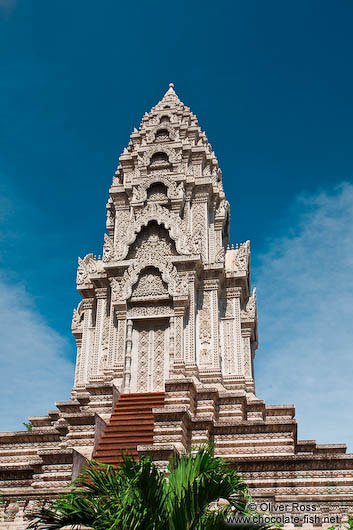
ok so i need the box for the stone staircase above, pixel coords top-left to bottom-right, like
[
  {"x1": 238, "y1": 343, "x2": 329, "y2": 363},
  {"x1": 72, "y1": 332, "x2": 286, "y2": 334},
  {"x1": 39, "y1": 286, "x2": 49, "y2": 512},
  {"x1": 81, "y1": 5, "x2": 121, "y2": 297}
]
[{"x1": 93, "y1": 392, "x2": 165, "y2": 465}]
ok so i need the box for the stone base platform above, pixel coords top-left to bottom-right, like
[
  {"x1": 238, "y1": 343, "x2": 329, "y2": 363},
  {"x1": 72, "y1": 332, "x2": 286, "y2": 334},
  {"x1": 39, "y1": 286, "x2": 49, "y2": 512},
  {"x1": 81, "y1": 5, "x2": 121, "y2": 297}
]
[{"x1": 0, "y1": 378, "x2": 352, "y2": 528}]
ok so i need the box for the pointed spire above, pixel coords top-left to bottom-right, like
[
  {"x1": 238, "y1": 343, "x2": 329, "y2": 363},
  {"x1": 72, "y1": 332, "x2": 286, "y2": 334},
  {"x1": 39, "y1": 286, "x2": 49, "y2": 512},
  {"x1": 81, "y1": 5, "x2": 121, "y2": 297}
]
[
  {"x1": 157, "y1": 82, "x2": 182, "y2": 108},
  {"x1": 165, "y1": 82, "x2": 176, "y2": 96}
]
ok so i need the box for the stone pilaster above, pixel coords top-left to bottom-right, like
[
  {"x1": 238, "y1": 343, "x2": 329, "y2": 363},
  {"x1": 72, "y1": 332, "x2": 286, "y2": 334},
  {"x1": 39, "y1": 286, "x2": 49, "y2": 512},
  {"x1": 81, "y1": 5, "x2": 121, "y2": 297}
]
[
  {"x1": 114, "y1": 307, "x2": 127, "y2": 375},
  {"x1": 208, "y1": 198, "x2": 216, "y2": 263},
  {"x1": 192, "y1": 190, "x2": 209, "y2": 262},
  {"x1": 123, "y1": 319, "x2": 133, "y2": 392},
  {"x1": 204, "y1": 279, "x2": 221, "y2": 371},
  {"x1": 173, "y1": 305, "x2": 185, "y2": 372},
  {"x1": 73, "y1": 337, "x2": 83, "y2": 388},
  {"x1": 79, "y1": 298, "x2": 95, "y2": 387},
  {"x1": 214, "y1": 215, "x2": 224, "y2": 262},
  {"x1": 241, "y1": 327, "x2": 255, "y2": 392},
  {"x1": 169, "y1": 316, "x2": 175, "y2": 367},
  {"x1": 90, "y1": 288, "x2": 107, "y2": 382},
  {"x1": 185, "y1": 272, "x2": 196, "y2": 367}
]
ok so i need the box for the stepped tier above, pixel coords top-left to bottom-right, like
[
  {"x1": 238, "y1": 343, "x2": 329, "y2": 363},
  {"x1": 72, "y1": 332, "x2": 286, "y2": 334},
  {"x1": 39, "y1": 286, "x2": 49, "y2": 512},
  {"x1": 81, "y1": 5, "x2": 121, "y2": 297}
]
[{"x1": 1, "y1": 380, "x2": 351, "y2": 528}]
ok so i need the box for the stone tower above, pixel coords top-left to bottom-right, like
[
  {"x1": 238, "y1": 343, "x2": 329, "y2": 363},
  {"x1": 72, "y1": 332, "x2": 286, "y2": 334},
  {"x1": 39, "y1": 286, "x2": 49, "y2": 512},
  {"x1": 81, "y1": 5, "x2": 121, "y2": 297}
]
[
  {"x1": 0, "y1": 85, "x2": 352, "y2": 528},
  {"x1": 72, "y1": 82, "x2": 257, "y2": 396}
]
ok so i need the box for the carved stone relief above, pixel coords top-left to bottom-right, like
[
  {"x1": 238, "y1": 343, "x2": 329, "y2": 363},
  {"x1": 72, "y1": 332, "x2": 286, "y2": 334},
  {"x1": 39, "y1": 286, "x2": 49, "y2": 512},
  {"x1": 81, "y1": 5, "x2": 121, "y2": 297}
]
[
  {"x1": 138, "y1": 145, "x2": 181, "y2": 167},
  {"x1": 132, "y1": 267, "x2": 169, "y2": 299},
  {"x1": 71, "y1": 301, "x2": 84, "y2": 331},
  {"x1": 127, "y1": 222, "x2": 177, "y2": 260},
  {"x1": 241, "y1": 288, "x2": 257, "y2": 321},
  {"x1": 115, "y1": 203, "x2": 196, "y2": 260},
  {"x1": 146, "y1": 122, "x2": 177, "y2": 143},
  {"x1": 120, "y1": 258, "x2": 179, "y2": 301},
  {"x1": 233, "y1": 241, "x2": 250, "y2": 272},
  {"x1": 131, "y1": 174, "x2": 184, "y2": 204},
  {"x1": 198, "y1": 290, "x2": 212, "y2": 365},
  {"x1": 103, "y1": 233, "x2": 115, "y2": 262},
  {"x1": 76, "y1": 254, "x2": 97, "y2": 285}
]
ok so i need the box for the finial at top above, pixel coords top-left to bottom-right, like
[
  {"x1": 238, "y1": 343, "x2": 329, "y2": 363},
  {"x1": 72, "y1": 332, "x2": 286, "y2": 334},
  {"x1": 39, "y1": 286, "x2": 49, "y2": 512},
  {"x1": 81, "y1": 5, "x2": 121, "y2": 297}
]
[{"x1": 161, "y1": 81, "x2": 178, "y2": 100}]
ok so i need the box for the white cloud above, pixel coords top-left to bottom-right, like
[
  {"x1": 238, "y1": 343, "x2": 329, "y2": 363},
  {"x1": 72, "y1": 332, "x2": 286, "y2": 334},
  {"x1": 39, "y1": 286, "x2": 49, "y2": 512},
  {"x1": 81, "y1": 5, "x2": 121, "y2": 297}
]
[
  {"x1": 0, "y1": 277, "x2": 74, "y2": 431},
  {"x1": 254, "y1": 183, "x2": 353, "y2": 452}
]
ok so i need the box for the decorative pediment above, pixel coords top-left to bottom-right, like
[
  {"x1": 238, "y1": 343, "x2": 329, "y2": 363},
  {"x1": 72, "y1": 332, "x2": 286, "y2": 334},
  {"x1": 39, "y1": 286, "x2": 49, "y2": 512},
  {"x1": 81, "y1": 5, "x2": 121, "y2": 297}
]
[
  {"x1": 120, "y1": 258, "x2": 178, "y2": 301},
  {"x1": 146, "y1": 123, "x2": 177, "y2": 143},
  {"x1": 131, "y1": 175, "x2": 184, "y2": 204},
  {"x1": 131, "y1": 267, "x2": 169, "y2": 299},
  {"x1": 110, "y1": 256, "x2": 189, "y2": 303},
  {"x1": 138, "y1": 145, "x2": 181, "y2": 167},
  {"x1": 114, "y1": 204, "x2": 197, "y2": 260}
]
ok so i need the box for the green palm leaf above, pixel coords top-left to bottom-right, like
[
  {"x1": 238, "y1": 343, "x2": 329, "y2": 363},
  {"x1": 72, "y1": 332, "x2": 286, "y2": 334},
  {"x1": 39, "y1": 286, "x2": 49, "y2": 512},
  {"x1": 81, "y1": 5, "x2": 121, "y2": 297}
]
[{"x1": 28, "y1": 445, "x2": 268, "y2": 530}]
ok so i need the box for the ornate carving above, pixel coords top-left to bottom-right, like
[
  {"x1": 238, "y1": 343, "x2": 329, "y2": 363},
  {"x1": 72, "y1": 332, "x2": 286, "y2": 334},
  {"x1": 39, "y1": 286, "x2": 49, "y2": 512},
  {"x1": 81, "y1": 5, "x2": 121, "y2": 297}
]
[
  {"x1": 147, "y1": 183, "x2": 168, "y2": 201},
  {"x1": 153, "y1": 327, "x2": 165, "y2": 390},
  {"x1": 242, "y1": 335, "x2": 251, "y2": 378},
  {"x1": 137, "y1": 327, "x2": 149, "y2": 392},
  {"x1": 198, "y1": 290, "x2": 212, "y2": 365},
  {"x1": 102, "y1": 233, "x2": 115, "y2": 262},
  {"x1": 128, "y1": 223, "x2": 177, "y2": 260},
  {"x1": 71, "y1": 301, "x2": 84, "y2": 332},
  {"x1": 215, "y1": 199, "x2": 229, "y2": 218},
  {"x1": 127, "y1": 304, "x2": 173, "y2": 318},
  {"x1": 115, "y1": 209, "x2": 131, "y2": 241},
  {"x1": 221, "y1": 297, "x2": 234, "y2": 319},
  {"x1": 233, "y1": 241, "x2": 250, "y2": 272},
  {"x1": 101, "y1": 314, "x2": 109, "y2": 361},
  {"x1": 138, "y1": 145, "x2": 181, "y2": 167},
  {"x1": 214, "y1": 246, "x2": 225, "y2": 263},
  {"x1": 131, "y1": 175, "x2": 184, "y2": 204},
  {"x1": 241, "y1": 288, "x2": 257, "y2": 320},
  {"x1": 132, "y1": 268, "x2": 169, "y2": 299},
  {"x1": 175, "y1": 273, "x2": 189, "y2": 297},
  {"x1": 120, "y1": 257, "x2": 178, "y2": 301},
  {"x1": 110, "y1": 278, "x2": 121, "y2": 303},
  {"x1": 192, "y1": 201, "x2": 207, "y2": 260},
  {"x1": 146, "y1": 122, "x2": 177, "y2": 143},
  {"x1": 106, "y1": 199, "x2": 115, "y2": 230},
  {"x1": 76, "y1": 254, "x2": 97, "y2": 285},
  {"x1": 116, "y1": 203, "x2": 194, "y2": 259}
]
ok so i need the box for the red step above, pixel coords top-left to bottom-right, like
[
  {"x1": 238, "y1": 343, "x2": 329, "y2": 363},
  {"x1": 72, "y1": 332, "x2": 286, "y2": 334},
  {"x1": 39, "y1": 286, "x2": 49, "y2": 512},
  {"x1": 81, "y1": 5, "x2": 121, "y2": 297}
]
[{"x1": 93, "y1": 392, "x2": 165, "y2": 465}]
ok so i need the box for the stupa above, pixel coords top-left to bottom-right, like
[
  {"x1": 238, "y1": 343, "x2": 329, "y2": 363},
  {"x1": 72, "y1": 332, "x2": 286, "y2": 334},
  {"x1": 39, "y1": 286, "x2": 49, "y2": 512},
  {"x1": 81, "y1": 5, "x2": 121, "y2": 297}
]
[{"x1": 0, "y1": 84, "x2": 352, "y2": 528}]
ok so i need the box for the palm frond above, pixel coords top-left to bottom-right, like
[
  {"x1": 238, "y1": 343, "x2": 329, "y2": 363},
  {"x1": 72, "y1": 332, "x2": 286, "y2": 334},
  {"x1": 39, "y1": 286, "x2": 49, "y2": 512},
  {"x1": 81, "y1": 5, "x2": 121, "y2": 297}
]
[{"x1": 166, "y1": 445, "x2": 250, "y2": 530}]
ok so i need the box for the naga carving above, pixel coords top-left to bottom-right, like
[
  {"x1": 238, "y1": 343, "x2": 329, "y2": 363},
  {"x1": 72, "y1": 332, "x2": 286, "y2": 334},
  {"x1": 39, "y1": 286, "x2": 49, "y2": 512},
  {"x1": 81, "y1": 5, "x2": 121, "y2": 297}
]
[
  {"x1": 76, "y1": 254, "x2": 97, "y2": 285},
  {"x1": 71, "y1": 301, "x2": 84, "y2": 332},
  {"x1": 241, "y1": 288, "x2": 257, "y2": 321}
]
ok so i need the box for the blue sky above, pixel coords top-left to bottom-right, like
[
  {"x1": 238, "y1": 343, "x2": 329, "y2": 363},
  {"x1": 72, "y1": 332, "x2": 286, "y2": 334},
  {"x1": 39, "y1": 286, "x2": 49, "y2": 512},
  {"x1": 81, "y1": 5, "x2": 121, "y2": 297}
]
[{"x1": 0, "y1": 1, "x2": 352, "y2": 449}]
